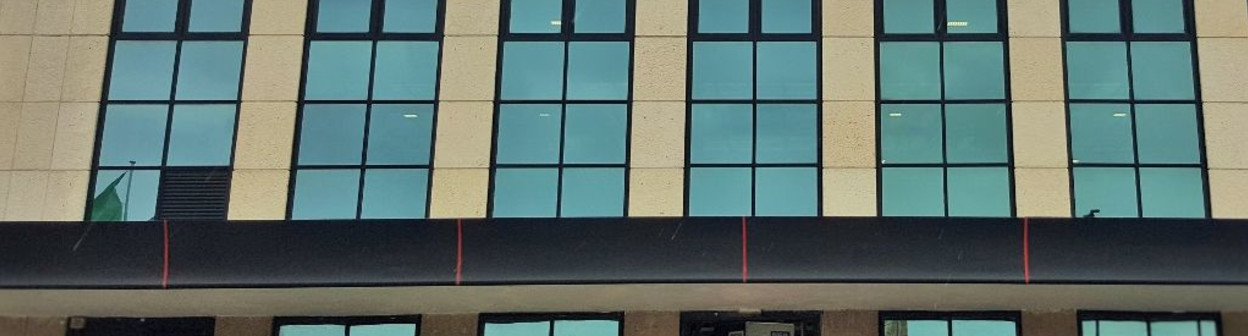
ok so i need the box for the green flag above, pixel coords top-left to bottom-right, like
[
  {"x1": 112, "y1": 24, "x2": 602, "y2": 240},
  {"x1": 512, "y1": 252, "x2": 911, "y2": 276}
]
[{"x1": 90, "y1": 172, "x2": 127, "y2": 222}]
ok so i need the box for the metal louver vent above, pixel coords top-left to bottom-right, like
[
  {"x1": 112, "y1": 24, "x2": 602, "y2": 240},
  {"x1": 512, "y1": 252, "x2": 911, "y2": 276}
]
[{"x1": 156, "y1": 168, "x2": 231, "y2": 220}]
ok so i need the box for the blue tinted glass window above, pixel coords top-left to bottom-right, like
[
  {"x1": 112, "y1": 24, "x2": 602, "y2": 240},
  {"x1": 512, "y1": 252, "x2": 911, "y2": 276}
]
[
  {"x1": 493, "y1": 168, "x2": 559, "y2": 217},
  {"x1": 497, "y1": 104, "x2": 563, "y2": 164},
  {"x1": 511, "y1": 0, "x2": 564, "y2": 33},
  {"x1": 501, "y1": 42, "x2": 566, "y2": 100},
  {"x1": 384, "y1": 0, "x2": 439, "y2": 33},
  {"x1": 298, "y1": 104, "x2": 367, "y2": 165},
  {"x1": 305, "y1": 41, "x2": 373, "y2": 100},
  {"x1": 1066, "y1": 42, "x2": 1130, "y2": 100},
  {"x1": 946, "y1": 0, "x2": 998, "y2": 34},
  {"x1": 486, "y1": 322, "x2": 549, "y2": 336},
  {"x1": 944, "y1": 42, "x2": 1005, "y2": 100},
  {"x1": 762, "y1": 0, "x2": 812, "y2": 34},
  {"x1": 1135, "y1": 104, "x2": 1199, "y2": 164},
  {"x1": 1139, "y1": 167, "x2": 1205, "y2": 218},
  {"x1": 561, "y1": 168, "x2": 626, "y2": 217},
  {"x1": 567, "y1": 42, "x2": 630, "y2": 100},
  {"x1": 280, "y1": 325, "x2": 346, "y2": 336},
  {"x1": 755, "y1": 167, "x2": 818, "y2": 216},
  {"x1": 367, "y1": 104, "x2": 434, "y2": 165},
  {"x1": 361, "y1": 169, "x2": 429, "y2": 219},
  {"x1": 123, "y1": 0, "x2": 179, "y2": 32},
  {"x1": 99, "y1": 105, "x2": 169, "y2": 167},
  {"x1": 693, "y1": 42, "x2": 753, "y2": 99},
  {"x1": 946, "y1": 104, "x2": 1008, "y2": 163},
  {"x1": 1152, "y1": 322, "x2": 1199, "y2": 336},
  {"x1": 1073, "y1": 167, "x2": 1139, "y2": 217},
  {"x1": 292, "y1": 169, "x2": 362, "y2": 219},
  {"x1": 1068, "y1": 0, "x2": 1122, "y2": 33},
  {"x1": 883, "y1": 0, "x2": 935, "y2": 34},
  {"x1": 554, "y1": 321, "x2": 618, "y2": 336},
  {"x1": 947, "y1": 167, "x2": 1011, "y2": 217},
  {"x1": 373, "y1": 41, "x2": 440, "y2": 100},
  {"x1": 575, "y1": 0, "x2": 627, "y2": 33},
  {"x1": 757, "y1": 42, "x2": 817, "y2": 99},
  {"x1": 1133, "y1": 0, "x2": 1186, "y2": 33},
  {"x1": 1131, "y1": 42, "x2": 1195, "y2": 100},
  {"x1": 952, "y1": 321, "x2": 1016, "y2": 336},
  {"x1": 880, "y1": 104, "x2": 942, "y2": 164},
  {"x1": 109, "y1": 41, "x2": 177, "y2": 100},
  {"x1": 189, "y1": 0, "x2": 246, "y2": 32},
  {"x1": 90, "y1": 170, "x2": 161, "y2": 221},
  {"x1": 317, "y1": 0, "x2": 373, "y2": 32},
  {"x1": 689, "y1": 167, "x2": 752, "y2": 216},
  {"x1": 756, "y1": 104, "x2": 817, "y2": 164},
  {"x1": 882, "y1": 167, "x2": 945, "y2": 216},
  {"x1": 880, "y1": 42, "x2": 941, "y2": 100},
  {"x1": 352, "y1": 324, "x2": 418, "y2": 336},
  {"x1": 691, "y1": 104, "x2": 753, "y2": 164},
  {"x1": 166, "y1": 105, "x2": 236, "y2": 166},
  {"x1": 175, "y1": 41, "x2": 245, "y2": 100},
  {"x1": 699, "y1": 0, "x2": 749, "y2": 33},
  {"x1": 563, "y1": 104, "x2": 628, "y2": 164},
  {"x1": 1069, "y1": 104, "x2": 1134, "y2": 164},
  {"x1": 1101, "y1": 322, "x2": 1148, "y2": 336},
  {"x1": 892, "y1": 321, "x2": 949, "y2": 336}
]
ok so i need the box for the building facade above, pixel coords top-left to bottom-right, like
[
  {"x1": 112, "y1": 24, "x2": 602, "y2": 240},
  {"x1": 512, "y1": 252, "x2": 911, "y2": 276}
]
[{"x1": 1, "y1": 0, "x2": 1247, "y2": 335}]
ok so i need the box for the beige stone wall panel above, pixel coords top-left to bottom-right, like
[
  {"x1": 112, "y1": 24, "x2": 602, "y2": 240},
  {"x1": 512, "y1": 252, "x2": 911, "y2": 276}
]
[
  {"x1": 1007, "y1": 0, "x2": 1061, "y2": 37},
  {"x1": 12, "y1": 102, "x2": 59, "y2": 170},
  {"x1": 0, "y1": 36, "x2": 33, "y2": 102},
  {"x1": 628, "y1": 168, "x2": 683, "y2": 217},
  {"x1": 823, "y1": 168, "x2": 877, "y2": 216},
  {"x1": 227, "y1": 169, "x2": 290, "y2": 220},
  {"x1": 241, "y1": 36, "x2": 305, "y2": 102},
  {"x1": 61, "y1": 36, "x2": 108, "y2": 103},
  {"x1": 1009, "y1": 37, "x2": 1065, "y2": 102},
  {"x1": 823, "y1": 101, "x2": 875, "y2": 168},
  {"x1": 33, "y1": 0, "x2": 73, "y2": 35},
  {"x1": 1198, "y1": 38, "x2": 1248, "y2": 102},
  {"x1": 1209, "y1": 170, "x2": 1248, "y2": 219},
  {"x1": 444, "y1": 0, "x2": 500, "y2": 36},
  {"x1": 0, "y1": 0, "x2": 38, "y2": 34},
  {"x1": 624, "y1": 312, "x2": 679, "y2": 336},
  {"x1": 1196, "y1": 0, "x2": 1248, "y2": 37},
  {"x1": 636, "y1": 0, "x2": 687, "y2": 36},
  {"x1": 432, "y1": 102, "x2": 493, "y2": 168},
  {"x1": 5, "y1": 170, "x2": 51, "y2": 221},
  {"x1": 1203, "y1": 103, "x2": 1248, "y2": 169},
  {"x1": 71, "y1": 0, "x2": 114, "y2": 35},
  {"x1": 422, "y1": 314, "x2": 478, "y2": 336},
  {"x1": 42, "y1": 169, "x2": 88, "y2": 221},
  {"x1": 249, "y1": 0, "x2": 308, "y2": 35},
  {"x1": 50, "y1": 102, "x2": 97, "y2": 170},
  {"x1": 24, "y1": 36, "x2": 70, "y2": 102},
  {"x1": 235, "y1": 102, "x2": 297, "y2": 170},
  {"x1": 823, "y1": 37, "x2": 875, "y2": 101},
  {"x1": 429, "y1": 168, "x2": 489, "y2": 219},
  {"x1": 630, "y1": 101, "x2": 685, "y2": 168},
  {"x1": 824, "y1": 0, "x2": 873, "y2": 37},
  {"x1": 1014, "y1": 168, "x2": 1072, "y2": 217},
  {"x1": 633, "y1": 37, "x2": 687, "y2": 102},
  {"x1": 216, "y1": 317, "x2": 273, "y2": 336},
  {"x1": 439, "y1": 36, "x2": 499, "y2": 101},
  {"x1": 1012, "y1": 102, "x2": 1068, "y2": 168},
  {"x1": 0, "y1": 103, "x2": 20, "y2": 170}
]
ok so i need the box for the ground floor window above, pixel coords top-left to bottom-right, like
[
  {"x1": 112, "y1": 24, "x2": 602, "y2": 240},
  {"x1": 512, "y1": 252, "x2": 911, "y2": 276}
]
[{"x1": 275, "y1": 316, "x2": 420, "y2": 336}]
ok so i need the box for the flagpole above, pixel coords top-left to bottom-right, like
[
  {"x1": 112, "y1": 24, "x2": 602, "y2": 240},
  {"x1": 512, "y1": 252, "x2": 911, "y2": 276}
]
[{"x1": 124, "y1": 161, "x2": 135, "y2": 221}]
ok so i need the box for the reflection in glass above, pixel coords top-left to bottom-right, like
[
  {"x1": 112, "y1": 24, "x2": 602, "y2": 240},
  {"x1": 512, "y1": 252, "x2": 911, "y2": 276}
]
[
  {"x1": 946, "y1": 0, "x2": 998, "y2": 34},
  {"x1": 501, "y1": 42, "x2": 566, "y2": 100},
  {"x1": 563, "y1": 104, "x2": 628, "y2": 164},
  {"x1": 176, "y1": 41, "x2": 245, "y2": 100},
  {"x1": 944, "y1": 42, "x2": 1005, "y2": 100},
  {"x1": 946, "y1": 104, "x2": 1007, "y2": 163},
  {"x1": 575, "y1": 0, "x2": 627, "y2": 33},
  {"x1": 189, "y1": 0, "x2": 246, "y2": 32},
  {"x1": 99, "y1": 105, "x2": 169, "y2": 167},
  {"x1": 1069, "y1": 104, "x2": 1134, "y2": 164},
  {"x1": 880, "y1": 104, "x2": 942, "y2": 164},
  {"x1": 384, "y1": 0, "x2": 439, "y2": 33},
  {"x1": 497, "y1": 104, "x2": 563, "y2": 164},
  {"x1": 486, "y1": 322, "x2": 550, "y2": 336},
  {"x1": 762, "y1": 0, "x2": 812, "y2": 33},
  {"x1": 298, "y1": 104, "x2": 367, "y2": 165},
  {"x1": 880, "y1": 42, "x2": 941, "y2": 100},
  {"x1": 317, "y1": 0, "x2": 373, "y2": 32},
  {"x1": 691, "y1": 104, "x2": 753, "y2": 164},
  {"x1": 362, "y1": 169, "x2": 429, "y2": 219},
  {"x1": 367, "y1": 104, "x2": 434, "y2": 165},
  {"x1": 109, "y1": 41, "x2": 177, "y2": 100},
  {"x1": 279, "y1": 325, "x2": 346, "y2": 336},
  {"x1": 948, "y1": 167, "x2": 1011, "y2": 217},
  {"x1": 1068, "y1": 0, "x2": 1122, "y2": 33},
  {"x1": 755, "y1": 167, "x2": 817, "y2": 216},
  {"x1": 1074, "y1": 167, "x2": 1139, "y2": 218},
  {"x1": 883, "y1": 0, "x2": 935, "y2": 34},
  {"x1": 1140, "y1": 168, "x2": 1206, "y2": 218},
  {"x1": 553, "y1": 321, "x2": 619, "y2": 336},
  {"x1": 123, "y1": 0, "x2": 179, "y2": 32},
  {"x1": 1135, "y1": 104, "x2": 1199, "y2": 164},
  {"x1": 511, "y1": 0, "x2": 563, "y2": 33},
  {"x1": 1066, "y1": 42, "x2": 1129, "y2": 100},
  {"x1": 1133, "y1": 0, "x2": 1186, "y2": 33},
  {"x1": 561, "y1": 168, "x2": 626, "y2": 217},
  {"x1": 493, "y1": 168, "x2": 559, "y2": 217},
  {"x1": 567, "y1": 42, "x2": 630, "y2": 100},
  {"x1": 689, "y1": 167, "x2": 751, "y2": 216},
  {"x1": 305, "y1": 41, "x2": 373, "y2": 100},
  {"x1": 693, "y1": 42, "x2": 753, "y2": 99},
  {"x1": 292, "y1": 169, "x2": 362, "y2": 219},
  {"x1": 167, "y1": 105, "x2": 236, "y2": 166},
  {"x1": 373, "y1": 42, "x2": 440, "y2": 100},
  {"x1": 756, "y1": 104, "x2": 817, "y2": 164},
  {"x1": 882, "y1": 168, "x2": 945, "y2": 216},
  {"x1": 91, "y1": 170, "x2": 160, "y2": 222},
  {"x1": 698, "y1": 0, "x2": 749, "y2": 33},
  {"x1": 757, "y1": 42, "x2": 817, "y2": 99},
  {"x1": 1131, "y1": 42, "x2": 1195, "y2": 100}
]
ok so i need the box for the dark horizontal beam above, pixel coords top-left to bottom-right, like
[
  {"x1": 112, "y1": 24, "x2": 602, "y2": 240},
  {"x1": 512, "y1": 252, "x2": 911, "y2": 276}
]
[{"x1": 0, "y1": 217, "x2": 1245, "y2": 289}]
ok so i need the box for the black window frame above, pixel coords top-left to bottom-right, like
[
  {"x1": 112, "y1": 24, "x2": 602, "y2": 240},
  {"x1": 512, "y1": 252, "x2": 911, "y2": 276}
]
[
  {"x1": 86, "y1": 0, "x2": 255, "y2": 221},
  {"x1": 486, "y1": 0, "x2": 638, "y2": 218},
  {"x1": 879, "y1": 311, "x2": 1021, "y2": 336},
  {"x1": 287, "y1": 0, "x2": 448, "y2": 220},
  {"x1": 68, "y1": 317, "x2": 216, "y2": 336},
  {"x1": 685, "y1": 0, "x2": 825, "y2": 217},
  {"x1": 1059, "y1": 0, "x2": 1211, "y2": 218},
  {"x1": 479, "y1": 313, "x2": 625, "y2": 336},
  {"x1": 1077, "y1": 311, "x2": 1222, "y2": 336},
  {"x1": 273, "y1": 315, "x2": 422, "y2": 336},
  {"x1": 873, "y1": 0, "x2": 1016, "y2": 218}
]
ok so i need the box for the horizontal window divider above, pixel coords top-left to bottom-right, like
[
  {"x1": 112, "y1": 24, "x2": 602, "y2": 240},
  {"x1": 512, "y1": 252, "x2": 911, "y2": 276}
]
[
  {"x1": 1077, "y1": 311, "x2": 1221, "y2": 321},
  {"x1": 113, "y1": 33, "x2": 250, "y2": 40},
  {"x1": 494, "y1": 163, "x2": 627, "y2": 168},
  {"x1": 106, "y1": 100, "x2": 243, "y2": 105},
  {"x1": 303, "y1": 100, "x2": 439, "y2": 104},
  {"x1": 502, "y1": 34, "x2": 634, "y2": 41},
  {"x1": 498, "y1": 100, "x2": 631, "y2": 104},
  {"x1": 879, "y1": 34, "x2": 1006, "y2": 42},
  {"x1": 1070, "y1": 163, "x2": 1205, "y2": 168},
  {"x1": 1065, "y1": 33, "x2": 1194, "y2": 41},
  {"x1": 691, "y1": 99, "x2": 820, "y2": 104},
  {"x1": 95, "y1": 166, "x2": 177, "y2": 170},
  {"x1": 882, "y1": 163, "x2": 1012, "y2": 168},
  {"x1": 879, "y1": 311, "x2": 1021, "y2": 321},
  {"x1": 690, "y1": 34, "x2": 819, "y2": 41},
  {"x1": 1067, "y1": 99, "x2": 1200, "y2": 104},
  {"x1": 294, "y1": 164, "x2": 434, "y2": 170},
  {"x1": 689, "y1": 163, "x2": 820, "y2": 168},
  {"x1": 879, "y1": 99, "x2": 1009, "y2": 104},
  {"x1": 306, "y1": 33, "x2": 444, "y2": 40}
]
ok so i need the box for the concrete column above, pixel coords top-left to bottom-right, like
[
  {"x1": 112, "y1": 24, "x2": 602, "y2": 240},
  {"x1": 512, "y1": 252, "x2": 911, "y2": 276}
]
[
  {"x1": 1007, "y1": 0, "x2": 1072, "y2": 218},
  {"x1": 628, "y1": 0, "x2": 688, "y2": 217},
  {"x1": 822, "y1": 0, "x2": 878, "y2": 217},
  {"x1": 823, "y1": 311, "x2": 878, "y2": 336},
  {"x1": 422, "y1": 314, "x2": 479, "y2": 336},
  {"x1": 215, "y1": 317, "x2": 273, "y2": 336},
  {"x1": 1022, "y1": 311, "x2": 1077, "y2": 336},
  {"x1": 625, "y1": 312, "x2": 679, "y2": 336}
]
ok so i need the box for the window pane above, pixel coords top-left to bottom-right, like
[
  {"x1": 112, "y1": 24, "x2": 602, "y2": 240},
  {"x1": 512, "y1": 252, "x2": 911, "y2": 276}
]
[
  {"x1": 292, "y1": 169, "x2": 361, "y2": 219},
  {"x1": 880, "y1": 42, "x2": 941, "y2": 100},
  {"x1": 561, "y1": 168, "x2": 626, "y2": 217},
  {"x1": 493, "y1": 168, "x2": 559, "y2": 217},
  {"x1": 279, "y1": 325, "x2": 346, "y2": 336},
  {"x1": 883, "y1": 0, "x2": 935, "y2": 34},
  {"x1": 1073, "y1": 167, "x2": 1139, "y2": 218},
  {"x1": 317, "y1": 0, "x2": 372, "y2": 32},
  {"x1": 1152, "y1": 321, "x2": 1199, "y2": 336},
  {"x1": 757, "y1": 42, "x2": 817, "y2": 99},
  {"x1": 946, "y1": 0, "x2": 998, "y2": 34},
  {"x1": 1134, "y1": 0, "x2": 1186, "y2": 33},
  {"x1": 497, "y1": 104, "x2": 563, "y2": 164},
  {"x1": 944, "y1": 42, "x2": 1005, "y2": 100},
  {"x1": 756, "y1": 104, "x2": 817, "y2": 164},
  {"x1": 91, "y1": 170, "x2": 160, "y2": 222},
  {"x1": 99, "y1": 105, "x2": 168, "y2": 167},
  {"x1": 166, "y1": 105, "x2": 236, "y2": 166},
  {"x1": 367, "y1": 104, "x2": 434, "y2": 165},
  {"x1": 954, "y1": 321, "x2": 1016, "y2": 336},
  {"x1": 691, "y1": 104, "x2": 753, "y2": 164},
  {"x1": 762, "y1": 0, "x2": 812, "y2": 33},
  {"x1": 123, "y1": 0, "x2": 178, "y2": 32},
  {"x1": 563, "y1": 104, "x2": 628, "y2": 164},
  {"x1": 901, "y1": 321, "x2": 950, "y2": 336},
  {"x1": 511, "y1": 0, "x2": 563, "y2": 33},
  {"x1": 1069, "y1": 104, "x2": 1134, "y2": 164},
  {"x1": 1068, "y1": 0, "x2": 1122, "y2": 33},
  {"x1": 501, "y1": 42, "x2": 566, "y2": 100},
  {"x1": 189, "y1": 0, "x2": 246, "y2": 32},
  {"x1": 176, "y1": 41, "x2": 245, "y2": 100},
  {"x1": 882, "y1": 168, "x2": 945, "y2": 216},
  {"x1": 689, "y1": 167, "x2": 751, "y2": 216},
  {"x1": 575, "y1": 0, "x2": 627, "y2": 33},
  {"x1": 109, "y1": 41, "x2": 177, "y2": 100},
  {"x1": 1082, "y1": 321, "x2": 1098, "y2": 336},
  {"x1": 352, "y1": 324, "x2": 418, "y2": 336},
  {"x1": 1066, "y1": 42, "x2": 1130, "y2": 100},
  {"x1": 305, "y1": 41, "x2": 373, "y2": 100},
  {"x1": 693, "y1": 42, "x2": 753, "y2": 99},
  {"x1": 1100, "y1": 321, "x2": 1147, "y2": 336},
  {"x1": 486, "y1": 322, "x2": 550, "y2": 336},
  {"x1": 1136, "y1": 104, "x2": 1199, "y2": 164},
  {"x1": 880, "y1": 104, "x2": 942, "y2": 164},
  {"x1": 1200, "y1": 322, "x2": 1217, "y2": 336},
  {"x1": 555, "y1": 321, "x2": 619, "y2": 336},
  {"x1": 298, "y1": 104, "x2": 366, "y2": 165},
  {"x1": 946, "y1": 104, "x2": 1008, "y2": 163},
  {"x1": 373, "y1": 41, "x2": 440, "y2": 100},
  {"x1": 698, "y1": 0, "x2": 749, "y2": 33},
  {"x1": 1140, "y1": 168, "x2": 1206, "y2": 218},
  {"x1": 361, "y1": 169, "x2": 429, "y2": 219},
  {"x1": 384, "y1": 0, "x2": 438, "y2": 33},
  {"x1": 1131, "y1": 42, "x2": 1195, "y2": 100},
  {"x1": 567, "y1": 42, "x2": 630, "y2": 100},
  {"x1": 755, "y1": 167, "x2": 818, "y2": 216},
  {"x1": 948, "y1": 167, "x2": 1011, "y2": 217}
]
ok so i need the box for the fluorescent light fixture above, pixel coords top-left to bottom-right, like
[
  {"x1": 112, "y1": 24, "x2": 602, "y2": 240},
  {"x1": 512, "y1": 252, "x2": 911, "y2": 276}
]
[
  {"x1": 948, "y1": 21, "x2": 969, "y2": 27},
  {"x1": 1072, "y1": 159, "x2": 1081, "y2": 163},
  {"x1": 538, "y1": 113, "x2": 552, "y2": 117},
  {"x1": 888, "y1": 112, "x2": 903, "y2": 117},
  {"x1": 1112, "y1": 112, "x2": 1128, "y2": 117},
  {"x1": 550, "y1": 20, "x2": 562, "y2": 26},
  {"x1": 402, "y1": 114, "x2": 420, "y2": 119}
]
